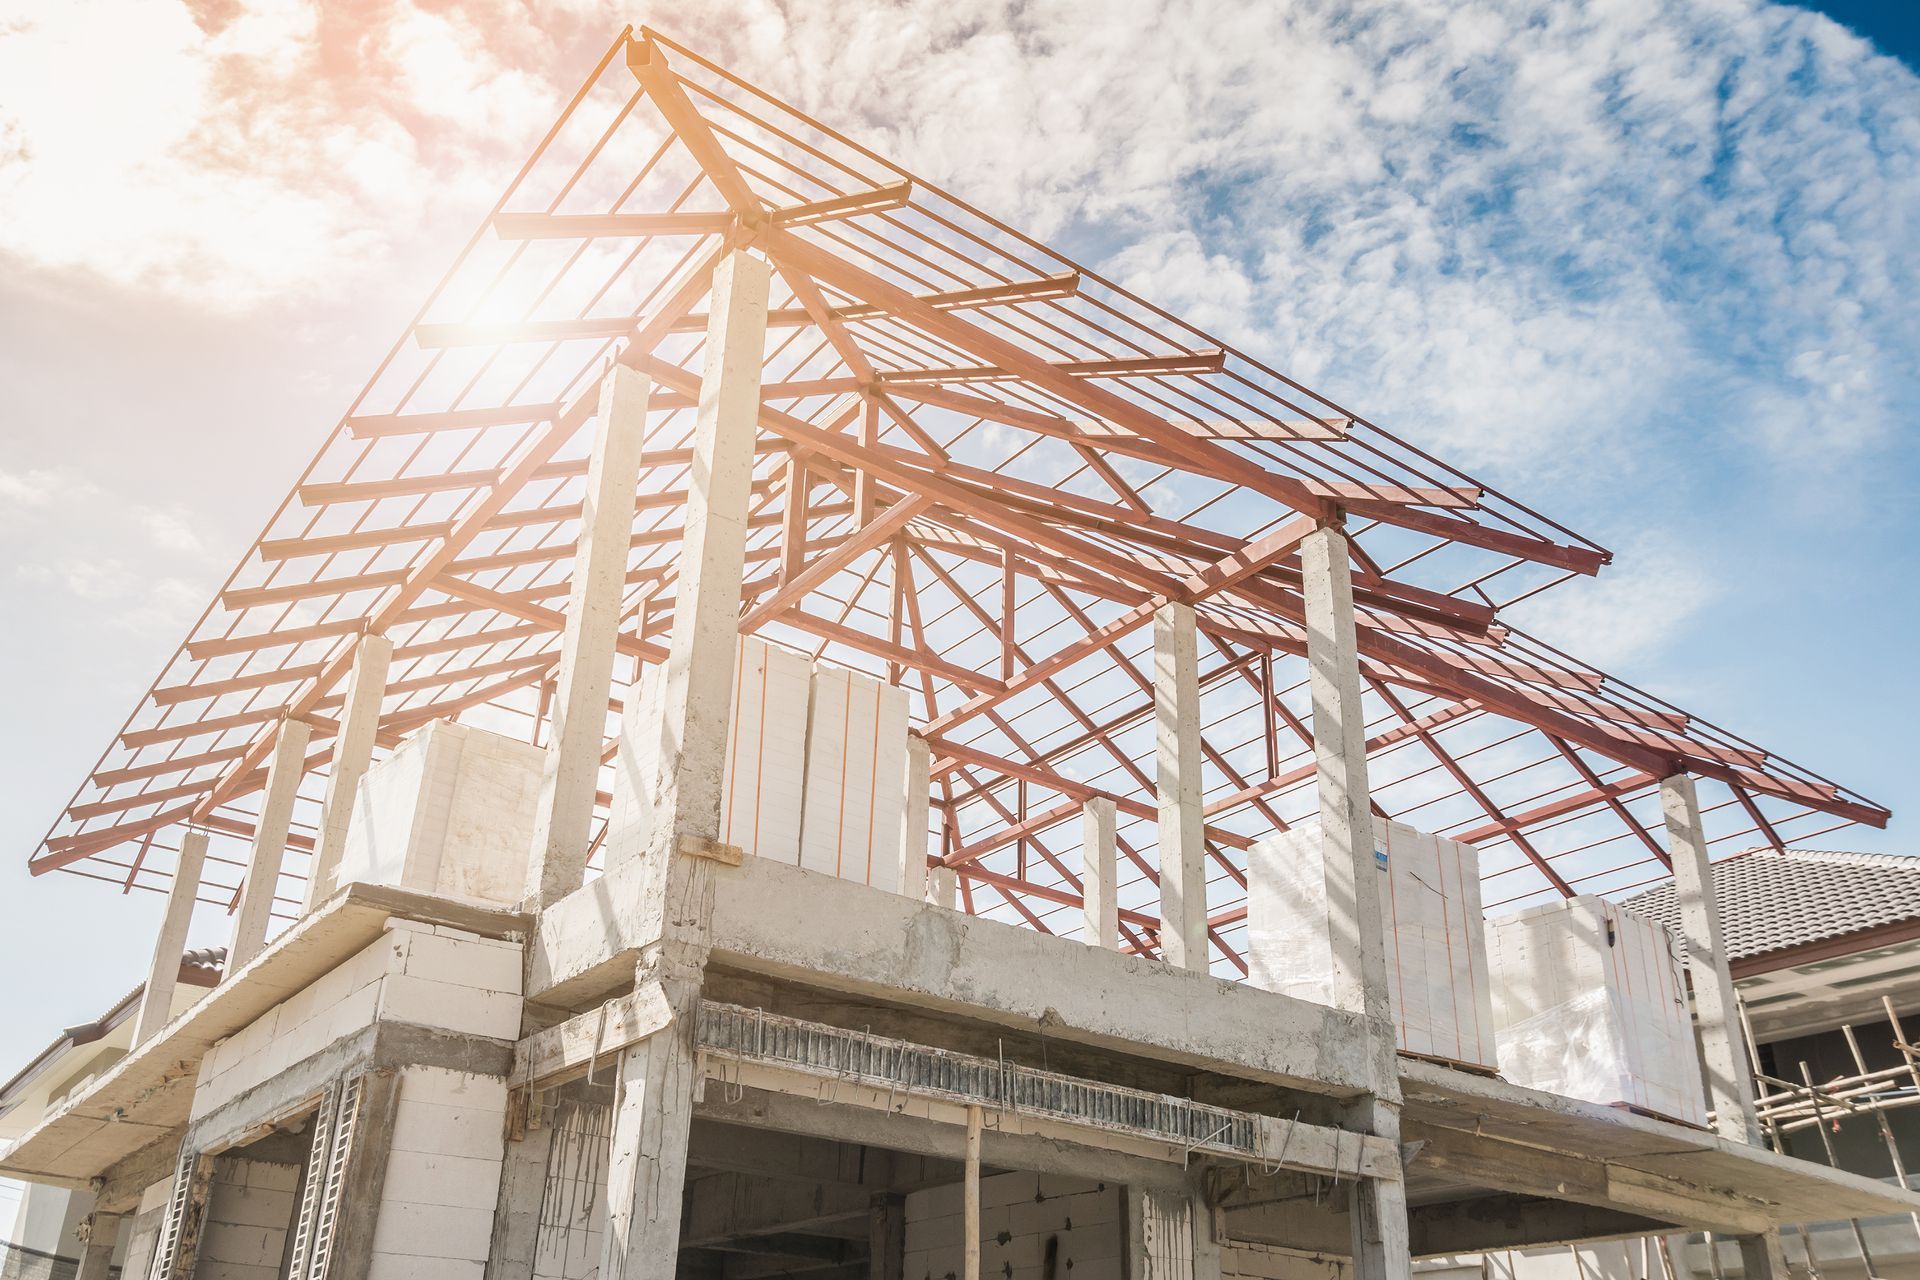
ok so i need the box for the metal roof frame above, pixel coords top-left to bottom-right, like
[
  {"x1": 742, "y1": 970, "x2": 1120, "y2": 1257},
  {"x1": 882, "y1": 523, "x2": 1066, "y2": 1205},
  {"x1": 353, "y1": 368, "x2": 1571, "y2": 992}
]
[{"x1": 27, "y1": 27, "x2": 1888, "y2": 971}]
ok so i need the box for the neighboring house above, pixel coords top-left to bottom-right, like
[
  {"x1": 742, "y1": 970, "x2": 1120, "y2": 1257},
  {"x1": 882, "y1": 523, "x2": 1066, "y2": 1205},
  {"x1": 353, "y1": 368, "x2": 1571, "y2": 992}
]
[
  {"x1": 0, "y1": 952, "x2": 221, "y2": 1278},
  {"x1": 1457, "y1": 849, "x2": 1920, "y2": 1280}
]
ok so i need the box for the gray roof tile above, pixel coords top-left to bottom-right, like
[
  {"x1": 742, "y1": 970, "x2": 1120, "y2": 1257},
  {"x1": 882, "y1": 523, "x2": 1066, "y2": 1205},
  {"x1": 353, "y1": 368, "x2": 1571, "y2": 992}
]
[{"x1": 1624, "y1": 848, "x2": 1920, "y2": 963}]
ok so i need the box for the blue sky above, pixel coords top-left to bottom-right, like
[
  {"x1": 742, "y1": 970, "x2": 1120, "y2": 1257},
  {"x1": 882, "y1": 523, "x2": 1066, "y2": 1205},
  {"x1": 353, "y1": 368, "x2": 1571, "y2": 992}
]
[{"x1": 0, "y1": 0, "x2": 1914, "y2": 1080}]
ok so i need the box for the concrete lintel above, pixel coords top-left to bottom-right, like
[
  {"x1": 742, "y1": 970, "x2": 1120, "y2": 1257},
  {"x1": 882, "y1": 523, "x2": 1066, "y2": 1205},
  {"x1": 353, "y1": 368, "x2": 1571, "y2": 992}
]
[{"x1": 1408, "y1": 1197, "x2": 1669, "y2": 1257}]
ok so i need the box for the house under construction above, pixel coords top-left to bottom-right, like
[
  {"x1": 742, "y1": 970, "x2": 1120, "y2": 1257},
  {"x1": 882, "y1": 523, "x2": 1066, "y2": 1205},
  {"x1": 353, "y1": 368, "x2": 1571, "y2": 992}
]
[{"x1": 2, "y1": 25, "x2": 1911, "y2": 1280}]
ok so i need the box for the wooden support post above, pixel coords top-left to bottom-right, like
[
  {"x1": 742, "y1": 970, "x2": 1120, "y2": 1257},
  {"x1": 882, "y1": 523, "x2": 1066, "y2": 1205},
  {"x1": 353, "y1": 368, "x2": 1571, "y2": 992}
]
[
  {"x1": 307, "y1": 631, "x2": 391, "y2": 912},
  {"x1": 524, "y1": 363, "x2": 652, "y2": 907},
  {"x1": 1663, "y1": 772, "x2": 1764, "y2": 1146},
  {"x1": 1302, "y1": 522, "x2": 1410, "y2": 1280},
  {"x1": 228, "y1": 717, "x2": 312, "y2": 971},
  {"x1": 73, "y1": 1212, "x2": 120, "y2": 1280},
  {"x1": 1082, "y1": 795, "x2": 1119, "y2": 950},
  {"x1": 898, "y1": 734, "x2": 931, "y2": 901},
  {"x1": 964, "y1": 1104, "x2": 983, "y2": 1280},
  {"x1": 1154, "y1": 602, "x2": 1207, "y2": 972},
  {"x1": 133, "y1": 830, "x2": 207, "y2": 1045},
  {"x1": 597, "y1": 249, "x2": 770, "y2": 1280}
]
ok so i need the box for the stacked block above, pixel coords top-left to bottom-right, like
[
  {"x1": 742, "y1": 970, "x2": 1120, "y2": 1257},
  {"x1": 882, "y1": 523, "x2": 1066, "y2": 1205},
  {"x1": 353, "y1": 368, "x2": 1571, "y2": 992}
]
[
  {"x1": 1486, "y1": 895, "x2": 1707, "y2": 1125},
  {"x1": 337, "y1": 719, "x2": 546, "y2": 907},
  {"x1": 1247, "y1": 819, "x2": 1497, "y2": 1070},
  {"x1": 612, "y1": 636, "x2": 911, "y2": 893}
]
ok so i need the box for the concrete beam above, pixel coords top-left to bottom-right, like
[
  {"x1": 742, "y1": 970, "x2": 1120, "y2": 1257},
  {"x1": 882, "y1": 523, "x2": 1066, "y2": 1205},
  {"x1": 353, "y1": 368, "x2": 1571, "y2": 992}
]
[
  {"x1": 524, "y1": 363, "x2": 651, "y2": 907},
  {"x1": 306, "y1": 632, "x2": 391, "y2": 912},
  {"x1": 1082, "y1": 796, "x2": 1118, "y2": 950},
  {"x1": 1153, "y1": 602, "x2": 1207, "y2": 972},
  {"x1": 1662, "y1": 772, "x2": 1761, "y2": 1147},
  {"x1": 682, "y1": 1171, "x2": 874, "y2": 1247},
  {"x1": 134, "y1": 830, "x2": 207, "y2": 1045},
  {"x1": 1407, "y1": 1197, "x2": 1669, "y2": 1256},
  {"x1": 229, "y1": 717, "x2": 313, "y2": 970}
]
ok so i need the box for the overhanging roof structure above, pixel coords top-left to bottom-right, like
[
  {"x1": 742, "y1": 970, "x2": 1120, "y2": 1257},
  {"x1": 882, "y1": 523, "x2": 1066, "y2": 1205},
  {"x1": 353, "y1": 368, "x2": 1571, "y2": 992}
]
[{"x1": 28, "y1": 27, "x2": 1888, "y2": 972}]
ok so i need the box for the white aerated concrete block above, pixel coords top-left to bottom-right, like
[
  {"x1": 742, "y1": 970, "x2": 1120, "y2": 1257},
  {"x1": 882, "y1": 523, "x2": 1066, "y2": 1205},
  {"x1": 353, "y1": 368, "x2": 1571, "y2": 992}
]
[
  {"x1": 368, "y1": 1068, "x2": 509, "y2": 1270},
  {"x1": 613, "y1": 638, "x2": 913, "y2": 894},
  {"x1": 338, "y1": 719, "x2": 545, "y2": 908},
  {"x1": 1487, "y1": 895, "x2": 1707, "y2": 1125},
  {"x1": 1248, "y1": 820, "x2": 1497, "y2": 1069},
  {"x1": 798, "y1": 663, "x2": 910, "y2": 892}
]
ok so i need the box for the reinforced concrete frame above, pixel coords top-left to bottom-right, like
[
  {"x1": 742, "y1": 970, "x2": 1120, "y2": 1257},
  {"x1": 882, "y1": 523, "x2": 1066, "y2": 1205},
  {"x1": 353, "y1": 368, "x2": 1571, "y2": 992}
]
[{"x1": 4, "y1": 24, "x2": 1908, "y2": 1280}]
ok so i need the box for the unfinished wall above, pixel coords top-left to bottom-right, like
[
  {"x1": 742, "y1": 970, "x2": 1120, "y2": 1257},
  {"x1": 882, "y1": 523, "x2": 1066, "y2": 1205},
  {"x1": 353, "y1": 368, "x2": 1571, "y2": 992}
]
[
  {"x1": 365, "y1": 1066, "x2": 511, "y2": 1280},
  {"x1": 1224, "y1": 1242, "x2": 1350, "y2": 1280},
  {"x1": 903, "y1": 1171, "x2": 1123, "y2": 1278},
  {"x1": 190, "y1": 919, "x2": 522, "y2": 1122},
  {"x1": 528, "y1": 1094, "x2": 613, "y2": 1280},
  {"x1": 197, "y1": 1156, "x2": 300, "y2": 1280}
]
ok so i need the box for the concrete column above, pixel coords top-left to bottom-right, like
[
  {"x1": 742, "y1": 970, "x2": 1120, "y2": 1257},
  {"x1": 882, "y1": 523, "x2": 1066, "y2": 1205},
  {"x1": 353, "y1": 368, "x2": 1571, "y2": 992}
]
[
  {"x1": 1301, "y1": 523, "x2": 1410, "y2": 1280},
  {"x1": 1663, "y1": 772, "x2": 1763, "y2": 1146},
  {"x1": 73, "y1": 1211, "x2": 121, "y2": 1280},
  {"x1": 525, "y1": 363, "x2": 652, "y2": 907},
  {"x1": 928, "y1": 864, "x2": 958, "y2": 910},
  {"x1": 1153, "y1": 602, "x2": 1207, "y2": 972},
  {"x1": 615, "y1": 250, "x2": 770, "y2": 873},
  {"x1": 306, "y1": 631, "x2": 391, "y2": 912},
  {"x1": 1082, "y1": 796, "x2": 1119, "y2": 949},
  {"x1": 229, "y1": 716, "x2": 312, "y2": 971},
  {"x1": 133, "y1": 830, "x2": 207, "y2": 1045},
  {"x1": 596, "y1": 249, "x2": 770, "y2": 1280},
  {"x1": 897, "y1": 734, "x2": 931, "y2": 900}
]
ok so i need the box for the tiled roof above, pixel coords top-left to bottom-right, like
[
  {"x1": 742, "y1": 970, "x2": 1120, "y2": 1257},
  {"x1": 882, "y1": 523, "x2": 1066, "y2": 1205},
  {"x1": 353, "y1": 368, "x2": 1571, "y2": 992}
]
[{"x1": 1624, "y1": 848, "x2": 1920, "y2": 963}]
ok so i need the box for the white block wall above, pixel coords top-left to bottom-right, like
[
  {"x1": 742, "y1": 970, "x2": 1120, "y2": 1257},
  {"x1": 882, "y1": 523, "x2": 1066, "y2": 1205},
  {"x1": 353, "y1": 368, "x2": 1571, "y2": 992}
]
[
  {"x1": 365, "y1": 1066, "x2": 511, "y2": 1280},
  {"x1": 1487, "y1": 895, "x2": 1707, "y2": 1125},
  {"x1": 1248, "y1": 820, "x2": 1497, "y2": 1069},
  {"x1": 119, "y1": 1178, "x2": 173, "y2": 1280},
  {"x1": 338, "y1": 718, "x2": 546, "y2": 907},
  {"x1": 196, "y1": 1156, "x2": 299, "y2": 1280},
  {"x1": 903, "y1": 1171, "x2": 1122, "y2": 1278},
  {"x1": 612, "y1": 637, "x2": 912, "y2": 893},
  {"x1": 191, "y1": 921, "x2": 523, "y2": 1121}
]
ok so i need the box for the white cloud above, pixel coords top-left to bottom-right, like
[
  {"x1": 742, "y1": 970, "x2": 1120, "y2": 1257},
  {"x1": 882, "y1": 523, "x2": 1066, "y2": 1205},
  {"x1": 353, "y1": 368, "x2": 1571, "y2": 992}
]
[
  {"x1": 0, "y1": 0, "x2": 1912, "y2": 486},
  {"x1": 1510, "y1": 534, "x2": 1722, "y2": 670}
]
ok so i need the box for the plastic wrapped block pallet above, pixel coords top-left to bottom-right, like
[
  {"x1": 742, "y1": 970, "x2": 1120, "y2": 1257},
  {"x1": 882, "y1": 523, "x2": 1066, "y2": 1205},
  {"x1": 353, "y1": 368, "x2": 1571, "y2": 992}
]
[
  {"x1": 1247, "y1": 819, "x2": 1497, "y2": 1069},
  {"x1": 1486, "y1": 895, "x2": 1707, "y2": 1126},
  {"x1": 611, "y1": 637, "x2": 909, "y2": 893},
  {"x1": 337, "y1": 718, "x2": 545, "y2": 907},
  {"x1": 611, "y1": 634, "x2": 812, "y2": 865}
]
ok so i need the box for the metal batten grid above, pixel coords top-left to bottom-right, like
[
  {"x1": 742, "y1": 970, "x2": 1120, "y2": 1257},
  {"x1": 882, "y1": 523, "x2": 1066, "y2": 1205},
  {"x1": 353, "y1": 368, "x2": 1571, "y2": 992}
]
[
  {"x1": 697, "y1": 1001, "x2": 1309, "y2": 1170},
  {"x1": 28, "y1": 26, "x2": 1888, "y2": 976}
]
